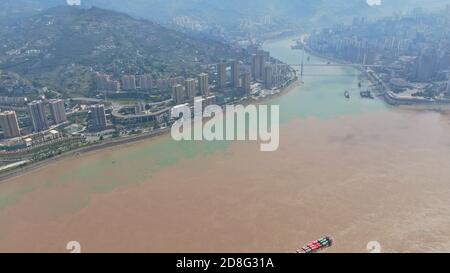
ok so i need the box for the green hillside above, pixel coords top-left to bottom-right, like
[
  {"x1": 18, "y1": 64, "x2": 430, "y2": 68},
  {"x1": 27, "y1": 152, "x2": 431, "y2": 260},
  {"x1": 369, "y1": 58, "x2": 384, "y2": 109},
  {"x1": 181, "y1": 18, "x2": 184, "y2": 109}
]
[{"x1": 0, "y1": 6, "x2": 244, "y2": 96}]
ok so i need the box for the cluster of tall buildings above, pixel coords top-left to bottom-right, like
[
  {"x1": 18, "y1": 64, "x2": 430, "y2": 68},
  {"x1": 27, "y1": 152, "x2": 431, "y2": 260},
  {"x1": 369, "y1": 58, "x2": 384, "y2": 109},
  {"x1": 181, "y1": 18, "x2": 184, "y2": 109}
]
[
  {"x1": 0, "y1": 99, "x2": 68, "y2": 139},
  {"x1": 250, "y1": 50, "x2": 290, "y2": 89},
  {"x1": 121, "y1": 74, "x2": 155, "y2": 91},
  {"x1": 96, "y1": 73, "x2": 120, "y2": 92},
  {"x1": 216, "y1": 59, "x2": 252, "y2": 93},
  {"x1": 266, "y1": 63, "x2": 291, "y2": 89},
  {"x1": 138, "y1": 75, "x2": 153, "y2": 90},
  {"x1": 121, "y1": 75, "x2": 137, "y2": 91},
  {"x1": 97, "y1": 72, "x2": 199, "y2": 93},
  {"x1": 172, "y1": 73, "x2": 210, "y2": 104},
  {"x1": 27, "y1": 99, "x2": 67, "y2": 133},
  {"x1": 308, "y1": 11, "x2": 450, "y2": 95},
  {"x1": 0, "y1": 96, "x2": 27, "y2": 106},
  {"x1": 156, "y1": 76, "x2": 185, "y2": 90},
  {"x1": 408, "y1": 48, "x2": 449, "y2": 82},
  {"x1": 96, "y1": 73, "x2": 155, "y2": 92},
  {"x1": 214, "y1": 51, "x2": 289, "y2": 94},
  {"x1": 95, "y1": 47, "x2": 292, "y2": 114},
  {"x1": 121, "y1": 74, "x2": 158, "y2": 91},
  {"x1": 308, "y1": 35, "x2": 375, "y2": 65}
]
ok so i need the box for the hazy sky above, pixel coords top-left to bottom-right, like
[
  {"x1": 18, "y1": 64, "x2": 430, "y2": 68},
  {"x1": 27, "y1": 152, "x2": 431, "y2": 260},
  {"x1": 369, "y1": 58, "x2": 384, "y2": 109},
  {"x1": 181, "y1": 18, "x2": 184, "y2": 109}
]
[
  {"x1": 66, "y1": 0, "x2": 81, "y2": 6},
  {"x1": 367, "y1": 0, "x2": 382, "y2": 5}
]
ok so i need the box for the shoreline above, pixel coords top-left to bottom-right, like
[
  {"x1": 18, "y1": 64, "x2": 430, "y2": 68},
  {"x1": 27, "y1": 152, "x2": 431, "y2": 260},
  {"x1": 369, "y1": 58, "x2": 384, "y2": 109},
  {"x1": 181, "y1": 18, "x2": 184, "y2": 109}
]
[
  {"x1": 303, "y1": 45, "x2": 450, "y2": 110},
  {"x1": 365, "y1": 68, "x2": 450, "y2": 110},
  {"x1": 0, "y1": 127, "x2": 171, "y2": 183},
  {"x1": 0, "y1": 77, "x2": 300, "y2": 183}
]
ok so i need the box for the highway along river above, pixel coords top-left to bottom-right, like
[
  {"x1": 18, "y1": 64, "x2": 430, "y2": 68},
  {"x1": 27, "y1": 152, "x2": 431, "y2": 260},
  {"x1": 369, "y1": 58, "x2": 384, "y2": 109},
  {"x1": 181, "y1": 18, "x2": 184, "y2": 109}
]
[{"x1": 1, "y1": 37, "x2": 450, "y2": 252}]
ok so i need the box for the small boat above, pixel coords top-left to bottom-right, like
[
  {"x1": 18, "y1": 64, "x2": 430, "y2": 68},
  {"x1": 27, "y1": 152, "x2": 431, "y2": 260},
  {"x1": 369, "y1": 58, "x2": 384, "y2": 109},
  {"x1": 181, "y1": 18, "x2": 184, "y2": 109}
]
[
  {"x1": 344, "y1": 91, "x2": 350, "y2": 99},
  {"x1": 297, "y1": 236, "x2": 333, "y2": 253},
  {"x1": 360, "y1": 90, "x2": 374, "y2": 99}
]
